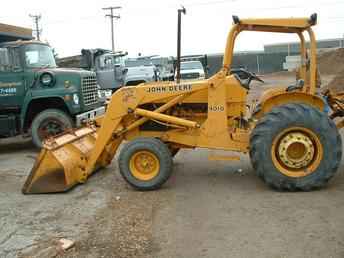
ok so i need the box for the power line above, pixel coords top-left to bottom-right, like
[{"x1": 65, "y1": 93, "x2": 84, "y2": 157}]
[
  {"x1": 31, "y1": 0, "x2": 344, "y2": 26},
  {"x1": 182, "y1": 0, "x2": 344, "y2": 8},
  {"x1": 29, "y1": 14, "x2": 42, "y2": 41},
  {"x1": 103, "y1": 6, "x2": 121, "y2": 52}
]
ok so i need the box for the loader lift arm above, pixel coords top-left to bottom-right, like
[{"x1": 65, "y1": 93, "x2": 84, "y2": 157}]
[{"x1": 22, "y1": 83, "x2": 208, "y2": 193}]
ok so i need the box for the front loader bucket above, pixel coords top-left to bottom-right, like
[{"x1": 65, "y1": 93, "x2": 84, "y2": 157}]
[{"x1": 22, "y1": 127, "x2": 98, "y2": 194}]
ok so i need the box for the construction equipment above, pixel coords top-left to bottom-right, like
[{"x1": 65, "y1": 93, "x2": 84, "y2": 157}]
[{"x1": 23, "y1": 13, "x2": 343, "y2": 194}]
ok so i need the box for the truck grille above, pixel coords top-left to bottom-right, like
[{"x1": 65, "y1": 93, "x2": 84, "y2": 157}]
[
  {"x1": 81, "y1": 76, "x2": 98, "y2": 106},
  {"x1": 180, "y1": 72, "x2": 200, "y2": 80}
]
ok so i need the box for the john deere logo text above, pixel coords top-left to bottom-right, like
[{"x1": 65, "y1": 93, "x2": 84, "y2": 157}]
[{"x1": 146, "y1": 84, "x2": 192, "y2": 93}]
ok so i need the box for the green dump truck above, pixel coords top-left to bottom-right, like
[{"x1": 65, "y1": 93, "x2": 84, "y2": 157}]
[{"x1": 0, "y1": 23, "x2": 105, "y2": 147}]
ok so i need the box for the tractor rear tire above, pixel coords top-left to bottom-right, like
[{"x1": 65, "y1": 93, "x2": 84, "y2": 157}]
[
  {"x1": 250, "y1": 103, "x2": 342, "y2": 191},
  {"x1": 118, "y1": 137, "x2": 173, "y2": 191}
]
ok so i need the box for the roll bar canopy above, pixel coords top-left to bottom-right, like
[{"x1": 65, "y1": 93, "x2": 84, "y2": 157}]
[
  {"x1": 223, "y1": 14, "x2": 318, "y2": 94},
  {"x1": 232, "y1": 13, "x2": 317, "y2": 29}
]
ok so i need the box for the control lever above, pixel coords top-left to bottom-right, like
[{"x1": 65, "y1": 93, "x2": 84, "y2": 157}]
[{"x1": 286, "y1": 79, "x2": 304, "y2": 92}]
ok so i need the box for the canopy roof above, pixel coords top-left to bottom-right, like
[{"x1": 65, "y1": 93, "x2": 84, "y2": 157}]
[{"x1": 233, "y1": 13, "x2": 317, "y2": 33}]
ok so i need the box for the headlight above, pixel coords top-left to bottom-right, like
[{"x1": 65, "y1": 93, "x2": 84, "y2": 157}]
[
  {"x1": 40, "y1": 72, "x2": 55, "y2": 86},
  {"x1": 98, "y1": 90, "x2": 102, "y2": 99},
  {"x1": 73, "y1": 93, "x2": 79, "y2": 105},
  {"x1": 105, "y1": 90, "x2": 113, "y2": 98}
]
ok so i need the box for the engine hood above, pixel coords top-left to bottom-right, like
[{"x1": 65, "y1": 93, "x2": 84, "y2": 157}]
[
  {"x1": 126, "y1": 66, "x2": 155, "y2": 77},
  {"x1": 30, "y1": 67, "x2": 96, "y2": 92},
  {"x1": 180, "y1": 68, "x2": 205, "y2": 75}
]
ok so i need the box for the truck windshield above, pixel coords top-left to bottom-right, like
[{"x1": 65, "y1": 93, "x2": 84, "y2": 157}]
[
  {"x1": 181, "y1": 61, "x2": 203, "y2": 70},
  {"x1": 25, "y1": 44, "x2": 56, "y2": 68},
  {"x1": 98, "y1": 54, "x2": 124, "y2": 70}
]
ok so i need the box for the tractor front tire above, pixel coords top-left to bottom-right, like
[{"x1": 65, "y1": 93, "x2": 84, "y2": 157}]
[
  {"x1": 31, "y1": 109, "x2": 73, "y2": 148},
  {"x1": 118, "y1": 137, "x2": 173, "y2": 191},
  {"x1": 250, "y1": 103, "x2": 342, "y2": 191}
]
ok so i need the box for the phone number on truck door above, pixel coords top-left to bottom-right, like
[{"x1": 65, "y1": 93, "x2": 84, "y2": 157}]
[{"x1": 0, "y1": 87, "x2": 17, "y2": 96}]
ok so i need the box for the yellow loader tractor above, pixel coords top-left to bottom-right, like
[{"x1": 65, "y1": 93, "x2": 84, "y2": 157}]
[{"x1": 23, "y1": 13, "x2": 343, "y2": 194}]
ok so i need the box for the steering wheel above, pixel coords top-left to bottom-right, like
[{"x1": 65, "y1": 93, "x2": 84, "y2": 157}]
[{"x1": 230, "y1": 68, "x2": 264, "y2": 89}]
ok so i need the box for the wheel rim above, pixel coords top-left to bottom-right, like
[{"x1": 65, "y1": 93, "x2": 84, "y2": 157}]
[
  {"x1": 37, "y1": 118, "x2": 66, "y2": 141},
  {"x1": 271, "y1": 127, "x2": 323, "y2": 178},
  {"x1": 129, "y1": 150, "x2": 160, "y2": 181}
]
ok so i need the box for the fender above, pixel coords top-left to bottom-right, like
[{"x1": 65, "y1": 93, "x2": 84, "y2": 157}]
[
  {"x1": 253, "y1": 88, "x2": 325, "y2": 119},
  {"x1": 20, "y1": 95, "x2": 78, "y2": 129}
]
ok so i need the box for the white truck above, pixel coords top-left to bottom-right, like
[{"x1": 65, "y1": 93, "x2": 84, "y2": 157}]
[
  {"x1": 178, "y1": 60, "x2": 206, "y2": 81},
  {"x1": 124, "y1": 57, "x2": 159, "y2": 86}
]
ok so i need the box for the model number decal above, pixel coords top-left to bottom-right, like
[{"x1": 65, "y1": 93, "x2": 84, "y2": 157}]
[
  {"x1": 209, "y1": 105, "x2": 224, "y2": 112},
  {"x1": 0, "y1": 87, "x2": 16, "y2": 96},
  {"x1": 146, "y1": 84, "x2": 192, "y2": 93}
]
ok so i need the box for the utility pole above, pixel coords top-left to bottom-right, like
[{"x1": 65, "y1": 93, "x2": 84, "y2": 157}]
[
  {"x1": 29, "y1": 14, "x2": 42, "y2": 41},
  {"x1": 176, "y1": 6, "x2": 186, "y2": 84},
  {"x1": 256, "y1": 55, "x2": 260, "y2": 74},
  {"x1": 103, "y1": 6, "x2": 121, "y2": 53}
]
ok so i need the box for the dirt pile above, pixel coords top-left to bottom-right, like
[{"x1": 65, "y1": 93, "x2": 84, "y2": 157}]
[
  {"x1": 317, "y1": 48, "x2": 344, "y2": 92},
  {"x1": 318, "y1": 48, "x2": 344, "y2": 75},
  {"x1": 326, "y1": 68, "x2": 344, "y2": 92}
]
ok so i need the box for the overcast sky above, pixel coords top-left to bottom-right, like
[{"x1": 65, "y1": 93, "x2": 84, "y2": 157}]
[{"x1": 1, "y1": 0, "x2": 344, "y2": 57}]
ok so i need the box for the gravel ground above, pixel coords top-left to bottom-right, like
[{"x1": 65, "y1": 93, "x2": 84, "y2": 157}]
[{"x1": 1, "y1": 73, "x2": 344, "y2": 258}]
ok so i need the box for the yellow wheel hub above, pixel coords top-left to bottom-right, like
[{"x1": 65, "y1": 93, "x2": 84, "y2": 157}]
[
  {"x1": 277, "y1": 132, "x2": 315, "y2": 169},
  {"x1": 129, "y1": 150, "x2": 160, "y2": 181},
  {"x1": 271, "y1": 127, "x2": 323, "y2": 178}
]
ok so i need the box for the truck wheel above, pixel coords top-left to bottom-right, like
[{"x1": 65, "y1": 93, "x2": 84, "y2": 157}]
[
  {"x1": 118, "y1": 137, "x2": 173, "y2": 190},
  {"x1": 250, "y1": 103, "x2": 342, "y2": 191},
  {"x1": 31, "y1": 109, "x2": 73, "y2": 148}
]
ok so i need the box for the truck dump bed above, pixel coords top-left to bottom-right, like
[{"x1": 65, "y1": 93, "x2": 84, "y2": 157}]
[{"x1": 0, "y1": 23, "x2": 33, "y2": 43}]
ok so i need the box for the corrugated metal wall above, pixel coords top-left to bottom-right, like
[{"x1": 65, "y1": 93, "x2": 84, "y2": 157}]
[
  {"x1": 207, "y1": 52, "x2": 298, "y2": 76},
  {"x1": 264, "y1": 38, "x2": 344, "y2": 53}
]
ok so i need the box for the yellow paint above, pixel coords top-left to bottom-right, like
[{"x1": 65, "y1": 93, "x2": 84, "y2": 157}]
[
  {"x1": 22, "y1": 14, "x2": 327, "y2": 193},
  {"x1": 134, "y1": 108, "x2": 199, "y2": 128},
  {"x1": 253, "y1": 90, "x2": 324, "y2": 119},
  {"x1": 271, "y1": 127, "x2": 323, "y2": 178},
  {"x1": 129, "y1": 151, "x2": 160, "y2": 181},
  {"x1": 277, "y1": 132, "x2": 315, "y2": 169},
  {"x1": 323, "y1": 90, "x2": 344, "y2": 130}
]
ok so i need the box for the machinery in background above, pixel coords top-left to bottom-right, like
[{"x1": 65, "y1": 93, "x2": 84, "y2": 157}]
[
  {"x1": 0, "y1": 23, "x2": 105, "y2": 148},
  {"x1": 177, "y1": 60, "x2": 206, "y2": 81},
  {"x1": 80, "y1": 49, "x2": 128, "y2": 97},
  {"x1": 151, "y1": 56, "x2": 175, "y2": 81},
  {"x1": 124, "y1": 56, "x2": 160, "y2": 86},
  {"x1": 60, "y1": 51, "x2": 176, "y2": 91},
  {"x1": 179, "y1": 55, "x2": 208, "y2": 78}
]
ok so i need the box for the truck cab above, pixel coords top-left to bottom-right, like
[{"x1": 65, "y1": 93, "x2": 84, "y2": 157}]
[
  {"x1": 0, "y1": 23, "x2": 104, "y2": 147},
  {"x1": 80, "y1": 49, "x2": 128, "y2": 97},
  {"x1": 178, "y1": 60, "x2": 206, "y2": 81}
]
